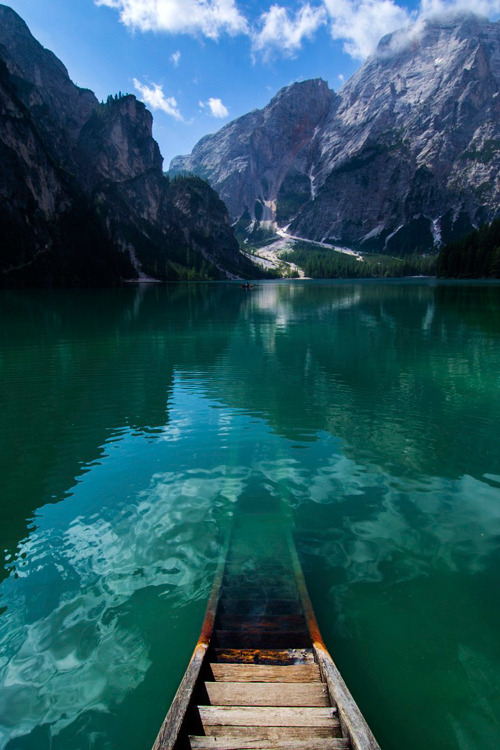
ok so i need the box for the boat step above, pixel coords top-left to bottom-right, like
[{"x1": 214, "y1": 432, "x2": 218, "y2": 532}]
[
  {"x1": 201, "y1": 726, "x2": 342, "y2": 740},
  {"x1": 222, "y1": 587, "x2": 298, "y2": 601},
  {"x1": 205, "y1": 682, "x2": 329, "y2": 707},
  {"x1": 223, "y1": 574, "x2": 294, "y2": 587},
  {"x1": 213, "y1": 649, "x2": 315, "y2": 665},
  {"x1": 198, "y1": 706, "x2": 338, "y2": 729},
  {"x1": 209, "y1": 664, "x2": 322, "y2": 683},
  {"x1": 219, "y1": 600, "x2": 302, "y2": 616},
  {"x1": 216, "y1": 615, "x2": 306, "y2": 632},
  {"x1": 189, "y1": 737, "x2": 349, "y2": 749},
  {"x1": 215, "y1": 631, "x2": 310, "y2": 649}
]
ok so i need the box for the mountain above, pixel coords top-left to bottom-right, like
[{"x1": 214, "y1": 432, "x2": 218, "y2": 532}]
[
  {"x1": 172, "y1": 79, "x2": 334, "y2": 226},
  {"x1": 0, "y1": 5, "x2": 255, "y2": 286},
  {"x1": 171, "y1": 14, "x2": 500, "y2": 254}
]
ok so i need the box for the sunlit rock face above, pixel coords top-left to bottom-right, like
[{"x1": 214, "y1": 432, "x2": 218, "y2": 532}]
[
  {"x1": 0, "y1": 5, "x2": 252, "y2": 285},
  {"x1": 172, "y1": 14, "x2": 500, "y2": 254},
  {"x1": 171, "y1": 79, "x2": 335, "y2": 226}
]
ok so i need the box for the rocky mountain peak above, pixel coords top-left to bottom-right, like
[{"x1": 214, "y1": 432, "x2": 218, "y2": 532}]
[
  {"x1": 78, "y1": 95, "x2": 163, "y2": 189},
  {"x1": 267, "y1": 78, "x2": 332, "y2": 107},
  {"x1": 0, "y1": 5, "x2": 67, "y2": 78},
  {"x1": 173, "y1": 13, "x2": 500, "y2": 254},
  {"x1": 0, "y1": 4, "x2": 97, "y2": 144},
  {"x1": 0, "y1": 5, "x2": 255, "y2": 285},
  {"x1": 170, "y1": 76, "x2": 335, "y2": 224}
]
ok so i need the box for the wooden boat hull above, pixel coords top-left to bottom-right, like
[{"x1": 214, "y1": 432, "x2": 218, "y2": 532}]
[{"x1": 152, "y1": 511, "x2": 380, "y2": 750}]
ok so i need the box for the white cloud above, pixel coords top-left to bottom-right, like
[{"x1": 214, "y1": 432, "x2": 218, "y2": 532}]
[
  {"x1": 98, "y1": 0, "x2": 500, "y2": 66},
  {"x1": 200, "y1": 97, "x2": 230, "y2": 117},
  {"x1": 171, "y1": 50, "x2": 181, "y2": 66},
  {"x1": 419, "y1": 0, "x2": 500, "y2": 15},
  {"x1": 322, "y1": 0, "x2": 412, "y2": 60},
  {"x1": 322, "y1": 0, "x2": 500, "y2": 61},
  {"x1": 252, "y1": 3, "x2": 327, "y2": 58},
  {"x1": 133, "y1": 78, "x2": 183, "y2": 120},
  {"x1": 95, "y1": 0, "x2": 248, "y2": 39}
]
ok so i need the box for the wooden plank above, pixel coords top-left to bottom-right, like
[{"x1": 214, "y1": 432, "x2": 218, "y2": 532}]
[
  {"x1": 216, "y1": 622, "x2": 306, "y2": 635},
  {"x1": 213, "y1": 649, "x2": 315, "y2": 665},
  {"x1": 152, "y1": 645, "x2": 207, "y2": 750},
  {"x1": 219, "y1": 600, "x2": 301, "y2": 616},
  {"x1": 223, "y1": 570, "x2": 296, "y2": 591},
  {"x1": 205, "y1": 682, "x2": 329, "y2": 707},
  {"x1": 222, "y1": 587, "x2": 298, "y2": 601},
  {"x1": 314, "y1": 645, "x2": 381, "y2": 750},
  {"x1": 216, "y1": 631, "x2": 310, "y2": 649},
  {"x1": 216, "y1": 615, "x2": 306, "y2": 632},
  {"x1": 202, "y1": 726, "x2": 341, "y2": 740},
  {"x1": 210, "y1": 664, "x2": 321, "y2": 683},
  {"x1": 283, "y1": 530, "x2": 381, "y2": 750},
  {"x1": 189, "y1": 737, "x2": 349, "y2": 749},
  {"x1": 198, "y1": 706, "x2": 338, "y2": 728},
  {"x1": 152, "y1": 529, "x2": 233, "y2": 750}
]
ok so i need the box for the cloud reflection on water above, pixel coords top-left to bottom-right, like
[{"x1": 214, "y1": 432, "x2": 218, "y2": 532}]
[
  {"x1": 0, "y1": 463, "x2": 247, "y2": 747},
  {"x1": 1, "y1": 431, "x2": 499, "y2": 747},
  {"x1": 1, "y1": 282, "x2": 500, "y2": 749}
]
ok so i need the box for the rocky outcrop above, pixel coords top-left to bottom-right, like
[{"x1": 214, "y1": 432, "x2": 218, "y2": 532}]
[
  {"x1": 0, "y1": 5, "x2": 254, "y2": 285},
  {"x1": 171, "y1": 79, "x2": 335, "y2": 227},
  {"x1": 172, "y1": 14, "x2": 500, "y2": 253}
]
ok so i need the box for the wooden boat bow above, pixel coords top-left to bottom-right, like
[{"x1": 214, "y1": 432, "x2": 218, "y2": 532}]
[{"x1": 152, "y1": 510, "x2": 381, "y2": 750}]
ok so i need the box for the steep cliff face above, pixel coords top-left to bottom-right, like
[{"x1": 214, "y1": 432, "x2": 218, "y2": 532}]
[
  {"x1": 292, "y1": 14, "x2": 500, "y2": 251},
  {"x1": 171, "y1": 79, "x2": 335, "y2": 225},
  {"x1": 0, "y1": 5, "x2": 251, "y2": 285},
  {"x1": 0, "y1": 55, "x2": 131, "y2": 286},
  {"x1": 172, "y1": 14, "x2": 500, "y2": 253}
]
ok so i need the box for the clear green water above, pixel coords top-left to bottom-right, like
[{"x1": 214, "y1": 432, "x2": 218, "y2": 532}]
[{"x1": 1, "y1": 280, "x2": 500, "y2": 750}]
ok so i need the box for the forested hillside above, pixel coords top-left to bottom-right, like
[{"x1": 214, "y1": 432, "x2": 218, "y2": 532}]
[{"x1": 437, "y1": 219, "x2": 500, "y2": 278}]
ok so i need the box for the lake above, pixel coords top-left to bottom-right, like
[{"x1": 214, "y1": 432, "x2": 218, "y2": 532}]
[{"x1": 1, "y1": 280, "x2": 499, "y2": 750}]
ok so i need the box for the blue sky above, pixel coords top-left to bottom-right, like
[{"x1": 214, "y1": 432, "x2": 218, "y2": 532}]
[{"x1": 4, "y1": 0, "x2": 500, "y2": 166}]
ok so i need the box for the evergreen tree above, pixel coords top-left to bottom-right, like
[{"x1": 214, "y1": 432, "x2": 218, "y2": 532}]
[{"x1": 437, "y1": 218, "x2": 500, "y2": 278}]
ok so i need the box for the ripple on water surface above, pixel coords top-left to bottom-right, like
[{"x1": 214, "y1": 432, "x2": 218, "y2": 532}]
[{"x1": 1, "y1": 282, "x2": 500, "y2": 750}]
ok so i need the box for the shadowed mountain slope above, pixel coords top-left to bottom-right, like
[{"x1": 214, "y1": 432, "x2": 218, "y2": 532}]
[{"x1": 0, "y1": 5, "x2": 256, "y2": 285}]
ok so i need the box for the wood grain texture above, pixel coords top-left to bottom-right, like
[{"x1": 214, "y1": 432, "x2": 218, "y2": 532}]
[
  {"x1": 213, "y1": 649, "x2": 315, "y2": 665},
  {"x1": 205, "y1": 682, "x2": 329, "y2": 707},
  {"x1": 151, "y1": 530, "x2": 231, "y2": 750},
  {"x1": 210, "y1": 664, "x2": 321, "y2": 683},
  {"x1": 152, "y1": 644, "x2": 207, "y2": 750},
  {"x1": 202, "y1": 725, "x2": 341, "y2": 740},
  {"x1": 189, "y1": 736, "x2": 350, "y2": 749},
  {"x1": 215, "y1": 631, "x2": 310, "y2": 649},
  {"x1": 198, "y1": 706, "x2": 338, "y2": 728},
  {"x1": 314, "y1": 645, "x2": 380, "y2": 750},
  {"x1": 152, "y1": 514, "x2": 380, "y2": 750},
  {"x1": 216, "y1": 615, "x2": 306, "y2": 632},
  {"x1": 284, "y1": 529, "x2": 381, "y2": 750}
]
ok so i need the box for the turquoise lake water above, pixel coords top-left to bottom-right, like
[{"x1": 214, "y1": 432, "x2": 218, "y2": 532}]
[{"x1": 0, "y1": 280, "x2": 499, "y2": 749}]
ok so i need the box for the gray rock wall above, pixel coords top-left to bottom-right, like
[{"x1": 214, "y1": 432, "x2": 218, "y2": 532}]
[
  {"x1": 172, "y1": 14, "x2": 500, "y2": 253},
  {"x1": 0, "y1": 5, "x2": 252, "y2": 285}
]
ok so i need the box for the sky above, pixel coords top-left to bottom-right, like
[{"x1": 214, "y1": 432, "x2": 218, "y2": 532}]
[{"x1": 4, "y1": 0, "x2": 500, "y2": 166}]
